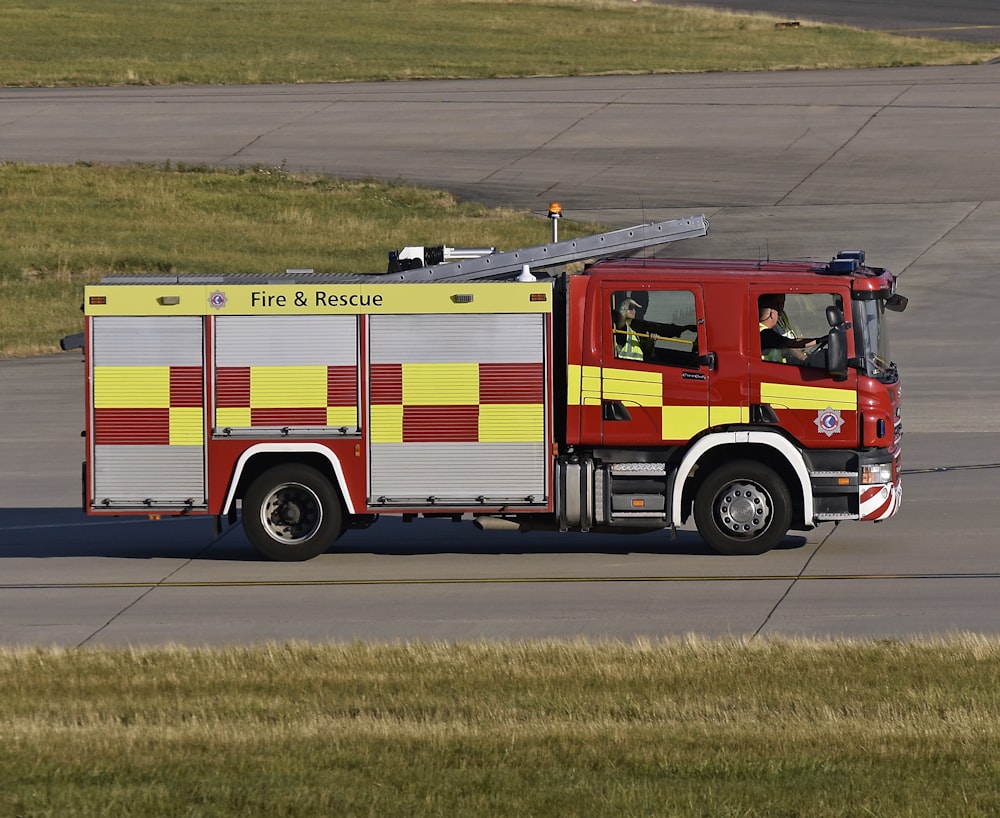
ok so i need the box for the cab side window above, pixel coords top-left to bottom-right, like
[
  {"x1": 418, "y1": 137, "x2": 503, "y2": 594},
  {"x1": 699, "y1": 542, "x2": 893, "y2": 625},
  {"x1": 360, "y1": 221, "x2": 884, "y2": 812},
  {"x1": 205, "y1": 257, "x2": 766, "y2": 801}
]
[
  {"x1": 758, "y1": 292, "x2": 837, "y2": 368},
  {"x1": 612, "y1": 290, "x2": 698, "y2": 367}
]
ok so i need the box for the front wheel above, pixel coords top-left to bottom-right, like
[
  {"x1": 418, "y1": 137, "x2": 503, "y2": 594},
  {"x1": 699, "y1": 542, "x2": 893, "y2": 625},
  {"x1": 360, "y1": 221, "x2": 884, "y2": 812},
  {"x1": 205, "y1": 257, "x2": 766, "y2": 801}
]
[
  {"x1": 243, "y1": 464, "x2": 343, "y2": 561},
  {"x1": 694, "y1": 460, "x2": 792, "y2": 556}
]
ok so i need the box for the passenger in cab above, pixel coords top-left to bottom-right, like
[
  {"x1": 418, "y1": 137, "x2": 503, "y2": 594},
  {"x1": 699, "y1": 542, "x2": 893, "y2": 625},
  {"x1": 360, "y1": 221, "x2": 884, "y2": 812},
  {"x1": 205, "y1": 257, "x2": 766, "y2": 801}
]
[{"x1": 614, "y1": 292, "x2": 696, "y2": 362}]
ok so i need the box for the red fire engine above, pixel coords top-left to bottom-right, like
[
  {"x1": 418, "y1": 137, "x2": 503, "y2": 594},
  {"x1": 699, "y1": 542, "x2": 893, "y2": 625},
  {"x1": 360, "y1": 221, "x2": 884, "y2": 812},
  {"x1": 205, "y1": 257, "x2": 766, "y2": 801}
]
[{"x1": 71, "y1": 213, "x2": 906, "y2": 559}]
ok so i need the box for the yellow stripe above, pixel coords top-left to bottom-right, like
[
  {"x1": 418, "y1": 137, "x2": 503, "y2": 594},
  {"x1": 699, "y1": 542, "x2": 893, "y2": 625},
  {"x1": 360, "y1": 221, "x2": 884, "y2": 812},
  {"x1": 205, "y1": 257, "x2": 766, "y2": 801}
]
[
  {"x1": 567, "y1": 364, "x2": 603, "y2": 406},
  {"x1": 251, "y1": 365, "x2": 327, "y2": 408},
  {"x1": 567, "y1": 364, "x2": 582, "y2": 405},
  {"x1": 370, "y1": 405, "x2": 403, "y2": 443},
  {"x1": 216, "y1": 407, "x2": 251, "y2": 428},
  {"x1": 709, "y1": 405, "x2": 750, "y2": 426},
  {"x1": 662, "y1": 405, "x2": 710, "y2": 440},
  {"x1": 94, "y1": 366, "x2": 169, "y2": 408},
  {"x1": 479, "y1": 404, "x2": 544, "y2": 442},
  {"x1": 327, "y1": 406, "x2": 358, "y2": 427},
  {"x1": 761, "y1": 382, "x2": 856, "y2": 411},
  {"x1": 602, "y1": 367, "x2": 662, "y2": 407},
  {"x1": 169, "y1": 407, "x2": 204, "y2": 445},
  {"x1": 580, "y1": 365, "x2": 602, "y2": 405},
  {"x1": 403, "y1": 362, "x2": 479, "y2": 405}
]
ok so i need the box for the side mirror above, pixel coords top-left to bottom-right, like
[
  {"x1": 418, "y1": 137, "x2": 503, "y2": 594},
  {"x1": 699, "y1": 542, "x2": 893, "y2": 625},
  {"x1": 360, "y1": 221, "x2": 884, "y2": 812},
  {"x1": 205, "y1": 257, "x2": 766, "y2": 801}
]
[
  {"x1": 826, "y1": 304, "x2": 844, "y2": 328},
  {"x1": 886, "y1": 293, "x2": 908, "y2": 313},
  {"x1": 826, "y1": 328, "x2": 848, "y2": 380}
]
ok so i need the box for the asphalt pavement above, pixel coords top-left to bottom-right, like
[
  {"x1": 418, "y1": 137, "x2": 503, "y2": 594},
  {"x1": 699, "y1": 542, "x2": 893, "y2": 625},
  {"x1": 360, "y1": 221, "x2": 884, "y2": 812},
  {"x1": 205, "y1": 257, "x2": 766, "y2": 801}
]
[
  {"x1": 2, "y1": 57, "x2": 1000, "y2": 646},
  {"x1": 661, "y1": 0, "x2": 1000, "y2": 44}
]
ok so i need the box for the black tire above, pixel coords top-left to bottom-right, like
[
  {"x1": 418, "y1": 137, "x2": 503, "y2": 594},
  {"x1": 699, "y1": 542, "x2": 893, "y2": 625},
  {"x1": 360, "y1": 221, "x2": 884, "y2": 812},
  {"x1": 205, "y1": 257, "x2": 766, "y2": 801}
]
[
  {"x1": 694, "y1": 460, "x2": 792, "y2": 556},
  {"x1": 243, "y1": 464, "x2": 343, "y2": 561}
]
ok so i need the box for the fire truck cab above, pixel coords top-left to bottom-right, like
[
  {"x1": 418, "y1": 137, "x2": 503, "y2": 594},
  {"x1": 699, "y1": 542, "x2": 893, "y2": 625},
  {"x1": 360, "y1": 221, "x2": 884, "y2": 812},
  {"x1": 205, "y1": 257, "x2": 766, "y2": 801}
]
[{"x1": 560, "y1": 253, "x2": 904, "y2": 555}]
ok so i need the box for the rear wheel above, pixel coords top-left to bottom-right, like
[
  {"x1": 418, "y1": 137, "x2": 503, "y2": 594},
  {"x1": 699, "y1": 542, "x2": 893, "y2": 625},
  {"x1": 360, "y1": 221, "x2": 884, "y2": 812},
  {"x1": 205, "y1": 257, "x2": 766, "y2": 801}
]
[
  {"x1": 694, "y1": 460, "x2": 792, "y2": 556},
  {"x1": 243, "y1": 464, "x2": 343, "y2": 561}
]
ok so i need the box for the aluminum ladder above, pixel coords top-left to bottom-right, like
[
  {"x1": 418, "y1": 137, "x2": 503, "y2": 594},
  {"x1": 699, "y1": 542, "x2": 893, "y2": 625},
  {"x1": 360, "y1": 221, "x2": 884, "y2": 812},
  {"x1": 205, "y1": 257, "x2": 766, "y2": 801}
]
[{"x1": 382, "y1": 214, "x2": 709, "y2": 283}]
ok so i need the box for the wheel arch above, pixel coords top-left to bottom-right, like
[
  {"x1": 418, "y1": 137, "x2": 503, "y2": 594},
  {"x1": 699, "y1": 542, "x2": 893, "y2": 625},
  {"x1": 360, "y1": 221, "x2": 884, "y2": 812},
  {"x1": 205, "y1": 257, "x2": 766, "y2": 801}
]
[
  {"x1": 672, "y1": 431, "x2": 813, "y2": 528},
  {"x1": 222, "y1": 443, "x2": 356, "y2": 517}
]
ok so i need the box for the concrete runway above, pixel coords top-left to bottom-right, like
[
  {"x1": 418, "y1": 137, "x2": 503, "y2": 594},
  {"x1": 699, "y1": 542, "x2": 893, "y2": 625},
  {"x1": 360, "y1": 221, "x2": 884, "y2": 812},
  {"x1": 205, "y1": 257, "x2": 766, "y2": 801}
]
[{"x1": 2, "y1": 63, "x2": 1000, "y2": 647}]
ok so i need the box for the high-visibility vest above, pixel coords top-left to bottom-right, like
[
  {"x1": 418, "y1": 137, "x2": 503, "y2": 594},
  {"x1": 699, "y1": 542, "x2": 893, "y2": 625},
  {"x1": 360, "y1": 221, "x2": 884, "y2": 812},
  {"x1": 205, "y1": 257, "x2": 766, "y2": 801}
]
[{"x1": 616, "y1": 326, "x2": 644, "y2": 360}]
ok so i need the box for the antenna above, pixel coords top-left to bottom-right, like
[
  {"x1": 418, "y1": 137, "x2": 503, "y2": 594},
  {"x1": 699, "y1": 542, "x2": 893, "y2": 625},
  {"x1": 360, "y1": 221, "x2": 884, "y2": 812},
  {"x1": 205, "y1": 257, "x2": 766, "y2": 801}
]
[{"x1": 639, "y1": 199, "x2": 648, "y2": 266}]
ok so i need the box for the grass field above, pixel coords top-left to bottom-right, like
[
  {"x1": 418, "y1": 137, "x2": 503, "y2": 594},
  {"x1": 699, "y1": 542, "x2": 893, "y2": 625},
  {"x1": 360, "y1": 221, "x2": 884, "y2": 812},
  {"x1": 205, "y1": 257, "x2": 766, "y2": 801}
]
[
  {"x1": 0, "y1": 162, "x2": 604, "y2": 356},
  {"x1": 3, "y1": 639, "x2": 1000, "y2": 817},
  {"x1": 1, "y1": 0, "x2": 995, "y2": 87}
]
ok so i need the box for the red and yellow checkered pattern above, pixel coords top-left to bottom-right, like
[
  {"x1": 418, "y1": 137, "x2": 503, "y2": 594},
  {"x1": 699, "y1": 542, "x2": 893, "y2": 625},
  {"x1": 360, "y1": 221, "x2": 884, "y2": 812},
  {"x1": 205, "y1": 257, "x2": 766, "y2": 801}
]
[
  {"x1": 369, "y1": 362, "x2": 544, "y2": 443},
  {"x1": 93, "y1": 366, "x2": 203, "y2": 445},
  {"x1": 215, "y1": 365, "x2": 357, "y2": 428}
]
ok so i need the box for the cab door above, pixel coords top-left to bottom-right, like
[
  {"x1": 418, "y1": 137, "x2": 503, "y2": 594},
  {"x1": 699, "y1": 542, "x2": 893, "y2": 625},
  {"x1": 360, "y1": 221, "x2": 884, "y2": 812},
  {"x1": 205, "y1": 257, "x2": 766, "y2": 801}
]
[
  {"x1": 750, "y1": 287, "x2": 859, "y2": 448},
  {"x1": 599, "y1": 285, "x2": 710, "y2": 447}
]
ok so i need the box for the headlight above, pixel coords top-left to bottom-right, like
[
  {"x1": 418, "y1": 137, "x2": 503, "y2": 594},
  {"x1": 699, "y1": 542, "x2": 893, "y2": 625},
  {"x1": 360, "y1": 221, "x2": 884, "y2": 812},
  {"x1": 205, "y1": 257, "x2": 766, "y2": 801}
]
[{"x1": 861, "y1": 463, "x2": 893, "y2": 485}]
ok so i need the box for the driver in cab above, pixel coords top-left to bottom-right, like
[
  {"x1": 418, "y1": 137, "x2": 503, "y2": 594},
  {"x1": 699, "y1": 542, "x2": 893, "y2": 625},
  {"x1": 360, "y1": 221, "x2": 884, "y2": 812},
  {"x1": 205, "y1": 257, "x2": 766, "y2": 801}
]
[{"x1": 759, "y1": 295, "x2": 820, "y2": 364}]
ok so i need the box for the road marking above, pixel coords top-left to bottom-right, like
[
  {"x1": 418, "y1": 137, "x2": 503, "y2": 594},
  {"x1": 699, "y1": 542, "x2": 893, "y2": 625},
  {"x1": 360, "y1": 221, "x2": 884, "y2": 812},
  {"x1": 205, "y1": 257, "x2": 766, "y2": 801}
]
[
  {"x1": 885, "y1": 25, "x2": 1000, "y2": 34},
  {"x1": 4, "y1": 573, "x2": 1000, "y2": 590}
]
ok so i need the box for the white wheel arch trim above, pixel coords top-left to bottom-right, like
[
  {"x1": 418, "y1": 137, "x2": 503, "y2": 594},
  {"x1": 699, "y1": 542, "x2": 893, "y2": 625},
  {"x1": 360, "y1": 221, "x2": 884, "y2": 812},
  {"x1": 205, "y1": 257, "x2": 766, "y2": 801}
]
[
  {"x1": 221, "y1": 443, "x2": 356, "y2": 516},
  {"x1": 671, "y1": 430, "x2": 813, "y2": 527}
]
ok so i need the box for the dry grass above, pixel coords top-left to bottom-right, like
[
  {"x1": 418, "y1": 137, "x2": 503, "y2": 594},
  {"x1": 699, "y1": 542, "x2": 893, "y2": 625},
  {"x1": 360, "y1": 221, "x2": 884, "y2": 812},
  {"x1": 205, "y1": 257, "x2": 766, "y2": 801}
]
[
  {"x1": 3, "y1": 638, "x2": 1000, "y2": 816},
  {"x1": 0, "y1": 0, "x2": 994, "y2": 87},
  {"x1": 0, "y1": 162, "x2": 605, "y2": 357}
]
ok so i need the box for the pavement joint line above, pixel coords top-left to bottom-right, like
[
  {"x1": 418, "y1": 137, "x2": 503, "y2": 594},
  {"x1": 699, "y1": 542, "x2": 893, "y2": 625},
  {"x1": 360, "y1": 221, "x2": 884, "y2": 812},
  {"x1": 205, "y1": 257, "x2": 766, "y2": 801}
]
[
  {"x1": 753, "y1": 533, "x2": 825, "y2": 639},
  {"x1": 73, "y1": 519, "x2": 232, "y2": 647},
  {"x1": 885, "y1": 25, "x2": 1000, "y2": 34},
  {"x1": 774, "y1": 85, "x2": 911, "y2": 206},
  {"x1": 902, "y1": 462, "x2": 1000, "y2": 474},
  {"x1": 0, "y1": 517, "x2": 206, "y2": 532},
  {"x1": 4, "y1": 573, "x2": 1000, "y2": 590}
]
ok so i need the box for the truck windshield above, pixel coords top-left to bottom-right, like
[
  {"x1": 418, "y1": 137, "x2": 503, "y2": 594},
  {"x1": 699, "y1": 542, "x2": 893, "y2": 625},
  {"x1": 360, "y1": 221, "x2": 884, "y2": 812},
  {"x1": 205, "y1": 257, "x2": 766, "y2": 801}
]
[{"x1": 852, "y1": 298, "x2": 896, "y2": 381}]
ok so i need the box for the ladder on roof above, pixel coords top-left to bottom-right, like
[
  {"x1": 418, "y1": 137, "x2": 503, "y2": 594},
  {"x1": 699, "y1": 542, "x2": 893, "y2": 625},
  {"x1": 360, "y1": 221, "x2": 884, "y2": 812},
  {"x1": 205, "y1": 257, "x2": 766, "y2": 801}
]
[{"x1": 383, "y1": 214, "x2": 709, "y2": 283}]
